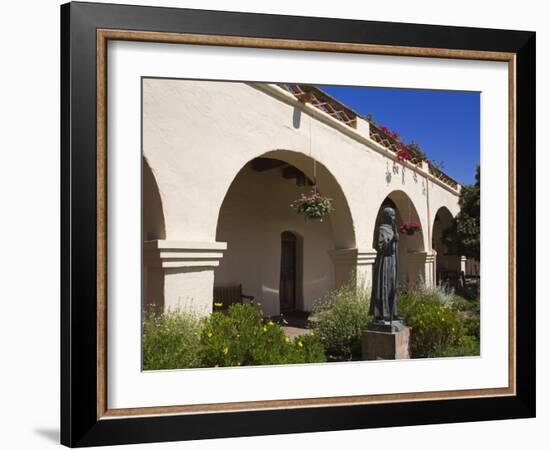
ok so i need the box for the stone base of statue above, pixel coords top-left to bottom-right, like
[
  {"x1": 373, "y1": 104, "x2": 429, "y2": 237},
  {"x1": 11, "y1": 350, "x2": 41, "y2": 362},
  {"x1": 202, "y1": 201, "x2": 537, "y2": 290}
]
[{"x1": 361, "y1": 320, "x2": 411, "y2": 360}]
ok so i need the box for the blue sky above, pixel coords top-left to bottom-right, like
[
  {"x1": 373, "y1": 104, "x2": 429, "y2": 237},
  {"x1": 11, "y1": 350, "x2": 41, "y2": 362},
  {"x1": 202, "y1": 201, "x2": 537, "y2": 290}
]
[{"x1": 320, "y1": 85, "x2": 480, "y2": 186}]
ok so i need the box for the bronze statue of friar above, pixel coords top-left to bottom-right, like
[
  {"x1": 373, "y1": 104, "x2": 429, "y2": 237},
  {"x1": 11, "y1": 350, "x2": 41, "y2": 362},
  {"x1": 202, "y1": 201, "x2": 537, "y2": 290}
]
[{"x1": 368, "y1": 207, "x2": 405, "y2": 332}]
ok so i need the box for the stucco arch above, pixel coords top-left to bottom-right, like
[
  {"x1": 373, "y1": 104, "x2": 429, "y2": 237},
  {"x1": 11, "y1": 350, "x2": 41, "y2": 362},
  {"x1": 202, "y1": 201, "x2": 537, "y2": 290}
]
[
  {"x1": 372, "y1": 190, "x2": 427, "y2": 289},
  {"x1": 432, "y1": 206, "x2": 454, "y2": 253},
  {"x1": 215, "y1": 149, "x2": 356, "y2": 249},
  {"x1": 432, "y1": 206, "x2": 465, "y2": 285},
  {"x1": 373, "y1": 190, "x2": 426, "y2": 252},
  {"x1": 213, "y1": 150, "x2": 356, "y2": 315},
  {"x1": 142, "y1": 156, "x2": 166, "y2": 240},
  {"x1": 142, "y1": 156, "x2": 166, "y2": 313}
]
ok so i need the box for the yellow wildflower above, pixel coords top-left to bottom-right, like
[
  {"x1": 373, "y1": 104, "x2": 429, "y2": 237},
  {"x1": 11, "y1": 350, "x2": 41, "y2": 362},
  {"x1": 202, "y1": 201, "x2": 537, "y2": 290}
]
[
  {"x1": 268, "y1": 320, "x2": 274, "y2": 326},
  {"x1": 214, "y1": 302, "x2": 223, "y2": 307},
  {"x1": 223, "y1": 347, "x2": 229, "y2": 355},
  {"x1": 207, "y1": 331, "x2": 212, "y2": 338},
  {"x1": 285, "y1": 336, "x2": 290, "y2": 344},
  {"x1": 309, "y1": 331, "x2": 315, "y2": 336},
  {"x1": 297, "y1": 341, "x2": 303, "y2": 348},
  {"x1": 237, "y1": 362, "x2": 241, "y2": 366},
  {"x1": 263, "y1": 325, "x2": 268, "y2": 332}
]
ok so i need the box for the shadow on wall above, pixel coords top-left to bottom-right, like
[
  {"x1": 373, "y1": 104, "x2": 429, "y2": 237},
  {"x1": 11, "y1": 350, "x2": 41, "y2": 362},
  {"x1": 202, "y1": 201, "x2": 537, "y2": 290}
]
[{"x1": 292, "y1": 106, "x2": 301, "y2": 129}]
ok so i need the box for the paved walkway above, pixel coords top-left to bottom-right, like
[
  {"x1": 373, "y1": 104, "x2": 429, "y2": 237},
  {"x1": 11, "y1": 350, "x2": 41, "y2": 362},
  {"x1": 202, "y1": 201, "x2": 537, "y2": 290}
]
[
  {"x1": 272, "y1": 310, "x2": 313, "y2": 340},
  {"x1": 282, "y1": 325, "x2": 311, "y2": 340}
]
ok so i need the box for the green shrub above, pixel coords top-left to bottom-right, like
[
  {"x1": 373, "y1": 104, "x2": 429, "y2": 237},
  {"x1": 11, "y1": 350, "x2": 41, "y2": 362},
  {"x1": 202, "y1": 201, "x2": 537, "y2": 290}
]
[
  {"x1": 456, "y1": 280, "x2": 480, "y2": 302},
  {"x1": 420, "y1": 282, "x2": 456, "y2": 307},
  {"x1": 398, "y1": 289, "x2": 475, "y2": 358},
  {"x1": 142, "y1": 309, "x2": 202, "y2": 370},
  {"x1": 311, "y1": 282, "x2": 372, "y2": 361},
  {"x1": 462, "y1": 315, "x2": 480, "y2": 341},
  {"x1": 451, "y1": 294, "x2": 479, "y2": 313},
  {"x1": 199, "y1": 304, "x2": 326, "y2": 367},
  {"x1": 440, "y1": 335, "x2": 480, "y2": 357},
  {"x1": 397, "y1": 290, "x2": 422, "y2": 318},
  {"x1": 404, "y1": 299, "x2": 464, "y2": 358},
  {"x1": 289, "y1": 333, "x2": 327, "y2": 364},
  {"x1": 451, "y1": 295, "x2": 472, "y2": 312}
]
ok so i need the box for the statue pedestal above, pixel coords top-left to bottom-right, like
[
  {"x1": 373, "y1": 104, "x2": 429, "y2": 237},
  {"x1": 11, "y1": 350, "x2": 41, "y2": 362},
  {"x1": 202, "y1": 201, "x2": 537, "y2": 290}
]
[{"x1": 361, "y1": 323, "x2": 411, "y2": 360}]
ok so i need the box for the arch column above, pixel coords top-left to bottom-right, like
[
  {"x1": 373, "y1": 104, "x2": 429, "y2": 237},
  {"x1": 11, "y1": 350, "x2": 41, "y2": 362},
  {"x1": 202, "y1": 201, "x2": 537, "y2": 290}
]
[
  {"x1": 403, "y1": 250, "x2": 437, "y2": 288},
  {"x1": 329, "y1": 247, "x2": 437, "y2": 292},
  {"x1": 329, "y1": 248, "x2": 377, "y2": 290},
  {"x1": 144, "y1": 240, "x2": 227, "y2": 316},
  {"x1": 425, "y1": 251, "x2": 437, "y2": 287},
  {"x1": 460, "y1": 255, "x2": 468, "y2": 274},
  {"x1": 403, "y1": 251, "x2": 428, "y2": 289}
]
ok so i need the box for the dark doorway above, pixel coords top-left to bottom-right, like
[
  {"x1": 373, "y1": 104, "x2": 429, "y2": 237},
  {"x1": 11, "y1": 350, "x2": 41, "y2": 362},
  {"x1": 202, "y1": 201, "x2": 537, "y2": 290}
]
[{"x1": 280, "y1": 231, "x2": 298, "y2": 312}]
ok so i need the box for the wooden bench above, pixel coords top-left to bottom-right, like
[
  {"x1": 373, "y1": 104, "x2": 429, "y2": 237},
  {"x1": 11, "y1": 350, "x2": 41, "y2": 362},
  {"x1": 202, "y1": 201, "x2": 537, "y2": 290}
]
[{"x1": 213, "y1": 284, "x2": 254, "y2": 309}]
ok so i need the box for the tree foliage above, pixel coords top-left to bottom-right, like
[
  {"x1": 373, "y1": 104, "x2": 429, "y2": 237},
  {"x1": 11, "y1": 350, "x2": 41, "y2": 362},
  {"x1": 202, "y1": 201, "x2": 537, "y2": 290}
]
[{"x1": 443, "y1": 165, "x2": 480, "y2": 261}]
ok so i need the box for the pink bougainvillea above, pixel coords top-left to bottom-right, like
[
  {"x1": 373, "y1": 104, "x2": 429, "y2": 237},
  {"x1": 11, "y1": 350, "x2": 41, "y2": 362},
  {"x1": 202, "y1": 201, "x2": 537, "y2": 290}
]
[
  {"x1": 374, "y1": 122, "x2": 427, "y2": 164},
  {"x1": 396, "y1": 145, "x2": 411, "y2": 162},
  {"x1": 379, "y1": 126, "x2": 400, "y2": 141}
]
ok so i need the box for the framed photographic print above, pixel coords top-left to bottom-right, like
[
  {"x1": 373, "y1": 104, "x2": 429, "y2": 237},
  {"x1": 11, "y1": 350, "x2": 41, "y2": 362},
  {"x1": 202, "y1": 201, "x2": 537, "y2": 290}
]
[{"x1": 60, "y1": 1, "x2": 536, "y2": 447}]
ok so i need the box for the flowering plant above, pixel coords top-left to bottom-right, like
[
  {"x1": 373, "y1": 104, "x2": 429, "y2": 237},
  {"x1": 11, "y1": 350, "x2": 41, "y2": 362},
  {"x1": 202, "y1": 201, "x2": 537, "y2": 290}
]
[
  {"x1": 408, "y1": 141, "x2": 427, "y2": 163},
  {"x1": 379, "y1": 126, "x2": 400, "y2": 141},
  {"x1": 399, "y1": 221, "x2": 422, "y2": 235},
  {"x1": 396, "y1": 144, "x2": 411, "y2": 162},
  {"x1": 290, "y1": 190, "x2": 333, "y2": 221},
  {"x1": 373, "y1": 120, "x2": 428, "y2": 164}
]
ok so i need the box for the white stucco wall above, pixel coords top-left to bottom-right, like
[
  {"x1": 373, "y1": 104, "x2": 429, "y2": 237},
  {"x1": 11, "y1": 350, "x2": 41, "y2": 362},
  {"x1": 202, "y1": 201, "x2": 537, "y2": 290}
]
[
  {"x1": 142, "y1": 78, "x2": 462, "y2": 314},
  {"x1": 214, "y1": 164, "x2": 336, "y2": 316}
]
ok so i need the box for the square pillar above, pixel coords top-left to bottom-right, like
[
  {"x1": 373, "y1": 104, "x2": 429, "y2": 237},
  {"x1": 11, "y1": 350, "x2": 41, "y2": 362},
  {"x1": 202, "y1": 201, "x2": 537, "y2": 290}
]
[
  {"x1": 328, "y1": 248, "x2": 377, "y2": 290},
  {"x1": 460, "y1": 255, "x2": 468, "y2": 274},
  {"x1": 143, "y1": 240, "x2": 227, "y2": 316},
  {"x1": 406, "y1": 251, "x2": 428, "y2": 288}
]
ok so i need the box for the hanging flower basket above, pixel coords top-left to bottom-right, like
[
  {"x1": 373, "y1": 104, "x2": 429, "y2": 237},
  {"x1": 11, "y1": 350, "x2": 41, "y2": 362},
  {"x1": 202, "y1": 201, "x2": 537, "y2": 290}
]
[
  {"x1": 290, "y1": 190, "x2": 333, "y2": 221},
  {"x1": 399, "y1": 221, "x2": 422, "y2": 235}
]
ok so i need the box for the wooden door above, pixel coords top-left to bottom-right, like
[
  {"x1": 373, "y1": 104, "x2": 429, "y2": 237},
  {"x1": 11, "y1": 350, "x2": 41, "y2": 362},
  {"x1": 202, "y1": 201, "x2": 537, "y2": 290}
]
[{"x1": 280, "y1": 231, "x2": 297, "y2": 312}]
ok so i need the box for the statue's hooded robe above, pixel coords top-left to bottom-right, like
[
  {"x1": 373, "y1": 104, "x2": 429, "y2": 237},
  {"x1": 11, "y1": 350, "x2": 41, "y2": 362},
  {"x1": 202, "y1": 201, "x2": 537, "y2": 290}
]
[{"x1": 369, "y1": 208, "x2": 399, "y2": 320}]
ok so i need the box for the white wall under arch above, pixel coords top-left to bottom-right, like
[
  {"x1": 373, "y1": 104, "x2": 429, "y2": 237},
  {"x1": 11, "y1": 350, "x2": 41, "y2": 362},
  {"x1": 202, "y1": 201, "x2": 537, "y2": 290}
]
[
  {"x1": 214, "y1": 162, "x2": 338, "y2": 315},
  {"x1": 432, "y1": 205, "x2": 465, "y2": 277}
]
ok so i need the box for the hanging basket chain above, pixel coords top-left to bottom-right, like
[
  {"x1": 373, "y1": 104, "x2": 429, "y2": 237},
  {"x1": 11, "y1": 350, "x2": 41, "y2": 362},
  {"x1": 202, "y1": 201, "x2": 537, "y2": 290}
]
[
  {"x1": 310, "y1": 114, "x2": 317, "y2": 193},
  {"x1": 289, "y1": 113, "x2": 333, "y2": 221}
]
